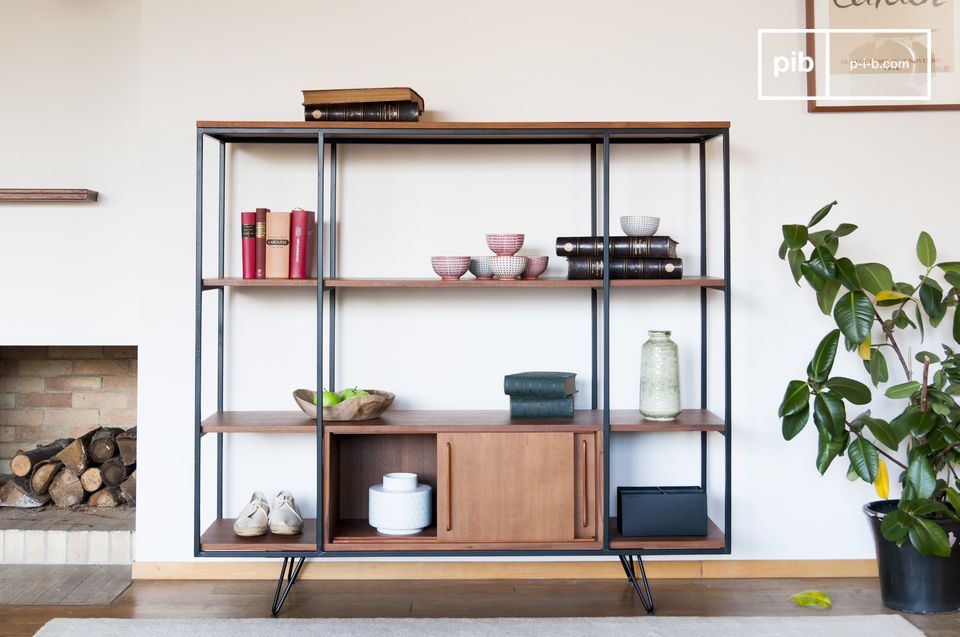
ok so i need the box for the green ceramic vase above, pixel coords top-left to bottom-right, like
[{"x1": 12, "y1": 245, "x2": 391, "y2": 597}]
[{"x1": 639, "y1": 330, "x2": 681, "y2": 421}]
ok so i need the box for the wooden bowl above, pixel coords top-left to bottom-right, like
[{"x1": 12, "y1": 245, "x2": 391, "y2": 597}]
[{"x1": 293, "y1": 389, "x2": 395, "y2": 421}]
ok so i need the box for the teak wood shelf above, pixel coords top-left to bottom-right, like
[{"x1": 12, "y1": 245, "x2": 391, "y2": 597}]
[
  {"x1": 0, "y1": 188, "x2": 98, "y2": 202},
  {"x1": 195, "y1": 120, "x2": 731, "y2": 614},
  {"x1": 203, "y1": 276, "x2": 726, "y2": 289}
]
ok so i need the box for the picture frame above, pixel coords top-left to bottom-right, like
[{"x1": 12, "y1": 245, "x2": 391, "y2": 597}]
[{"x1": 806, "y1": 0, "x2": 960, "y2": 112}]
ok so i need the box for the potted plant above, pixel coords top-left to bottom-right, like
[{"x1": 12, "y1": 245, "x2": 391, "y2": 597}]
[{"x1": 777, "y1": 201, "x2": 960, "y2": 614}]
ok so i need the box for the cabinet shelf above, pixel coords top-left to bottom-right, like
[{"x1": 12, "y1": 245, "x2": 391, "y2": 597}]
[
  {"x1": 200, "y1": 518, "x2": 318, "y2": 552},
  {"x1": 608, "y1": 517, "x2": 725, "y2": 550},
  {"x1": 201, "y1": 409, "x2": 724, "y2": 435},
  {"x1": 202, "y1": 276, "x2": 726, "y2": 290}
]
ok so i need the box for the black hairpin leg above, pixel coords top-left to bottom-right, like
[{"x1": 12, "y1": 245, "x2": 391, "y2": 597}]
[
  {"x1": 271, "y1": 557, "x2": 305, "y2": 616},
  {"x1": 618, "y1": 554, "x2": 655, "y2": 613}
]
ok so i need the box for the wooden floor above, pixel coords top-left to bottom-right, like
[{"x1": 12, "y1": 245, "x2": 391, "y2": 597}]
[
  {"x1": 0, "y1": 565, "x2": 130, "y2": 606},
  {"x1": 7, "y1": 578, "x2": 958, "y2": 636}
]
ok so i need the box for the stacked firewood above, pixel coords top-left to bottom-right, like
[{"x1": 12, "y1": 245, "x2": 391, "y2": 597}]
[{"x1": 0, "y1": 426, "x2": 136, "y2": 508}]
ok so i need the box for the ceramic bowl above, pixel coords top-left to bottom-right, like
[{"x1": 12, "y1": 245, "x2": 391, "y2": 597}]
[
  {"x1": 293, "y1": 388, "x2": 395, "y2": 421},
  {"x1": 620, "y1": 215, "x2": 660, "y2": 237},
  {"x1": 431, "y1": 256, "x2": 471, "y2": 281},
  {"x1": 469, "y1": 256, "x2": 494, "y2": 279},
  {"x1": 490, "y1": 256, "x2": 528, "y2": 280},
  {"x1": 521, "y1": 256, "x2": 549, "y2": 280},
  {"x1": 485, "y1": 233, "x2": 525, "y2": 256}
]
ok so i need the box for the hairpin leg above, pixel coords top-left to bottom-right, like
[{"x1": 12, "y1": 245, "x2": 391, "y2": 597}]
[
  {"x1": 618, "y1": 554, "x2": 655, "y2": 613},
  {"x1": 271, "y1": 557, "x2": 305, "y2": 616}
]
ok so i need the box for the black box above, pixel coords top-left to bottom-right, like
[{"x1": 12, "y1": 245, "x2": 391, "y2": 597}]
[{"x1": 617, "y1": 486, "x2": 707, "y2": 537}]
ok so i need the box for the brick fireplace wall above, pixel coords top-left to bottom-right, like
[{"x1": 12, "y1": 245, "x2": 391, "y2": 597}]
[{"x1": 0, "y1": 346, "x2": 137, "y2": 471}]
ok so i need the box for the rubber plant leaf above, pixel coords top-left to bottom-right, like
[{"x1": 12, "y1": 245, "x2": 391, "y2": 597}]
[
  {"x1": 792, "y1": 591, "x2": 833, "y2": 608},
  {"x1": 874, "y1": 459, "x2": 890, "y2": 499}
]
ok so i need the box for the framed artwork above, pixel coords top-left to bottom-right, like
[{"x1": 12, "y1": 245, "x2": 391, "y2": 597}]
[{"x1": 806, "y1": 0, "x2": 960, "y2": 112}]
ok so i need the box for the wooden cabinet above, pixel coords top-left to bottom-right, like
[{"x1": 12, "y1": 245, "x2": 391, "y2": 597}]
[{"x1": 436, "y1": 432, "x2": 599, "y2": 545}]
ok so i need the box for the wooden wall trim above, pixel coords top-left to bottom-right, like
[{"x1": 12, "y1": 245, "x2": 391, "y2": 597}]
[{"x1": 133, "y1": 559, "x2": 878, "y2": 581}]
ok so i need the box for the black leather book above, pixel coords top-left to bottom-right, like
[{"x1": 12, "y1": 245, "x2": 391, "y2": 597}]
[
  {"x1": 556, "y1": 236, "x2": 678, "y2": 258},
  {"x1": 304, "y1": 101, "x2": 421, "y2": 122},
  {"x1": 566, "y1": 257, "x2": 683, "y2": 280}
]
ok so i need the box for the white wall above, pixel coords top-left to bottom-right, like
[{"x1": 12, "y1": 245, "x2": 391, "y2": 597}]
[{"x1": 3, "y1": 0, "x2": 959, "y2": 564}]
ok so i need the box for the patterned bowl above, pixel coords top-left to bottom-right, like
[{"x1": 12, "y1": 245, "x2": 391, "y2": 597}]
[
  {"x1": 469, "y1": 256, "x2": 494, "y2": 280},
  {"x1": 620, "y1": 215, "x2": 660, "y2": 237},
  {"x1": 431, "y1": 256, "x2": 471, "y2": 281},
  {"x1": 521, "y1": 256, "x2": 549, "y2": 280},
  {"x1": 491, "y1": 256, "x2": 528, "y2": 280},
  {"x1": 486, "y1": 233, "x2": 525, "y2": 256}
]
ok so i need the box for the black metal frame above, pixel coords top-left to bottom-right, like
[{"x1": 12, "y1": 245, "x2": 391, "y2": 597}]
[{"x1": 194, "y1": 124, "x2": 732, "y2": 614}]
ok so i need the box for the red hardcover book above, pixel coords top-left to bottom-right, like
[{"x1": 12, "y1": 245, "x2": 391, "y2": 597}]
[
  {"x1": 241, "y1": 212, "x2": 256, "y2": 279},
  {"x1": 254, "y1": 208, "x2": 269, "y2": 278},
  {"x1": 289, "y1": 208, "x2": 314, "y2": 279}
]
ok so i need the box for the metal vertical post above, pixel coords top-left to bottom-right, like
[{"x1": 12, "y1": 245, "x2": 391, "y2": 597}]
[
  {"x1": 601, "y1": 134, "x2": 611, "y2": 548},
  {"x1": 316, "y1": 133, "x2": 326, "y2": 555},
  {"x1": 216, "y1": 141, "x2": 225, "y2": 520},
  {"x1": 193, "y1": 132, "x2": 204, "y2": 556},
  {"x1": 329, "y1": 144, "x2": 337, "y2": 392},
  {"x1": 722, "y1": 130, "x2": 732, "y2": 551},
  {"x1": 590, "y1": 143, "x2": 598, "y2": 411},
  {"x1": 699, "y1": 142, "x2": 707, "y2": 492}
]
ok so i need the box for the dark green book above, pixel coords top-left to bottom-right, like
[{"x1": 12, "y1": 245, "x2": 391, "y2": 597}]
[
  {"x1": 510, "y1": 396, "x2": 575, "y2": 419},
  {"x1": 504, "y1": 372, "x2": 576, "y2": 398}
]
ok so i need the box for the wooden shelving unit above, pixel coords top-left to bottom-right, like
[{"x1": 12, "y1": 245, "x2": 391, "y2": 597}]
[
  {"x1": 195, "y1": 120, "x2": 732, "y2": 613},
  {"x1": 202, "y1": 276, "x2": 725, "y2": 290}
]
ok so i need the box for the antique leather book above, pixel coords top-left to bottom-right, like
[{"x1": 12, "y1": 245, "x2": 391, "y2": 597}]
[
  {"x1": 289, "y1": 209, "x2": 314, "y2": 279},
  {"x1": 556, "y1": 236, "x2": 678, "y2": 258},
  {"x1": 265, "y1": 211, "x2": 291, "y2": 279},
  {"x1": 509, "y1": 396, "x2": 575, "y2": 419},
  {"x1": 566, "y1": 257, "x2": 683, "y2": 280},
  {"x1": 255, "y1": 208, "x2": 269, "y2": 279},
  {"x1": 304, "y1": 101, "x2": 421, "y2": 122},
  {"x1": 301, "y1": 87, "x2": 424, "y2": 111},
  {"x1": 241, "y1": 212, "x2": 256, "y2": 279},
  {"x1": 504, "y1": 372, "x2": 577, "y2": 398}
]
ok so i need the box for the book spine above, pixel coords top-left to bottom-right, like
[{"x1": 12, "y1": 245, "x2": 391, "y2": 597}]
[
  {"x1": 504, "y1": 377, "x2": 574, "y2": 398},
  {"x1": 510, "y1": 396, "x2": 575, "y2": 419},
  {"x1": 289, "y1": 209, "x2": 310, "y2": 279},
  {"x1": 556, "y1": 236, "x2": 678, "y2": 258},
  {"x1": 265, "y1": 212, "x2": 291, "y2": 279},
  {"x1": 255, "y1": 208, "x2": 268, "y2": 279},
  {"x1": 566, "y1": 257, "x2": 683, "y2": 280},
  {"x1": 304, "y1": 101, "x2": 421, "y2": 122},
  {"x1": 241, "y1": 212, "x2": 256, "y2": 279}
]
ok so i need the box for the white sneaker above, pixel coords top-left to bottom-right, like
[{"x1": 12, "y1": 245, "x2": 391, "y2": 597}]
[
  {"x1": 233, "y1": 491, "x2": 270, "y2": 537},
  {"x1": 269, "y1": 490, "x2": 304, "y2": 535}
]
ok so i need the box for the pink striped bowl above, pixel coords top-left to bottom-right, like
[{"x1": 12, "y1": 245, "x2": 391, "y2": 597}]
[
  {"x1": 521, "y1": 256, "x2": 549, "y2": 280},
  {"x1": 485, "y1": 233, "x2": 525, "y2": 257},
  {"x1": 491, "y1": 256, "x2": 528, "y2": 280},
  {"x1": 431, "y1": 256, "x2": 471, "y2": 281}
]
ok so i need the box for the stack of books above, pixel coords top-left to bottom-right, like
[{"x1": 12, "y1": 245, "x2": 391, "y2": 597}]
[
  {"x1": 504, "y1": 372, "x2": 577, "y2": 419},
  {"x1": 556, "y1": 236, "x2": 683, "y2": 279},
  {"x1": 241, "y1": 208, "x2": 314, "y2": 279},
  {"x1": 301, "y1": 87, "x2": 424, "y2": 122}
]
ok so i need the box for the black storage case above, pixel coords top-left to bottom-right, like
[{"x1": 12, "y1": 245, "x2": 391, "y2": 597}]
[{"x1": 617, "y1": 486, "x2": 707, "y2": 537}]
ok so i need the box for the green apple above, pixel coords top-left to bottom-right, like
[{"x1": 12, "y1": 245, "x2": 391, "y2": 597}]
[
  {"x1": 321, "y1": 390, "x2": 342, "y2": 406},
  {"x1": 312, "y1": 393, "x2": 318, "y2": 405},
  {"x1": 340, "y1": 387, "x2": 367, "y2": 400}
]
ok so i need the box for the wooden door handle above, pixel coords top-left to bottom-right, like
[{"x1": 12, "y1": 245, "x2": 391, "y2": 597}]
[
  {"x1": 445, "y1": 441, "x2": 452, "y2": 532},
  {"x1": 581, "y1": 438, "x2": 589, "y2": 528}
]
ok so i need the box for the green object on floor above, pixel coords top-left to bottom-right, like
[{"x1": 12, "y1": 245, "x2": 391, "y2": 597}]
[{"x1": 792, "y1": 590, "x2": 833, "y2": 608}]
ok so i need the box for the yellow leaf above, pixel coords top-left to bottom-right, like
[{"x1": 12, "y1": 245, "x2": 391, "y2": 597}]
[
  {"x1": 858, "y1": 333, "x2": 872, "y2": 361},
  {"x1": 875, "y1": 459, "x2": 889, "y2": 499},
  {"x1": 875, "y1": 290, "x2": 911, "y2": 302},
  {"x1": 792, "y1": 591, "x2": 833, "y2": 608}
]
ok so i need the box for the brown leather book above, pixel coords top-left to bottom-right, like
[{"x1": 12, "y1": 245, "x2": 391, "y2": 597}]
[
  {"x1": 265, "y1": 211, "x2": 291, "y2": 279},
  {"x1": 556, "y1": 236, "x2": 678, "y2": 258},
  {"x1": 301, "y1": 87, "x2": 424, "y2": 111},
  {"x1": 566, "y1": 257, "x2": 683, "y2": 280},
  {"x1": 255, "y1": 208, "x2": 269, "y2": 279},
  {"x1": 304, "y1": 101, "x2": 421, "y2": 122}
]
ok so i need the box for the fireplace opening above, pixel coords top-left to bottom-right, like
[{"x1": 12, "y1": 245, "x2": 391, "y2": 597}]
[{"x1": 0, "y1": 346, "x2": 135, "y2": 563}]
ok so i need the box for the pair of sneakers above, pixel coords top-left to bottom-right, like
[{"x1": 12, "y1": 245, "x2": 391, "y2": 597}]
[{"x1": 233, "y1": 490, "x2": 303, "y2": 536}]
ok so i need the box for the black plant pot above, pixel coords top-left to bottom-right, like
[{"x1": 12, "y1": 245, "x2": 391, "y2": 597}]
[{"x1": 864, "y1": 499, "x2": 960, "y2": 614}]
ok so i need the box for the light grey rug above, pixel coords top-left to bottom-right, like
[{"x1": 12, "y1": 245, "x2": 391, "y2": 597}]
[{"x1": 34, "y1": 615, "x2": 924, "y2": 636}]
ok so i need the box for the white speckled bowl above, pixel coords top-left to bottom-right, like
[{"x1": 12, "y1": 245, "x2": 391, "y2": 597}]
[
  {"x1": 491, "y1": 256, "x2": 528, "y2": 280},
  {"x1": 469, "y1": 256, "x2": 494, "y2": 279},
  {"x1": 620, "y1": 215, "x2": 660, "y2": 237}
]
